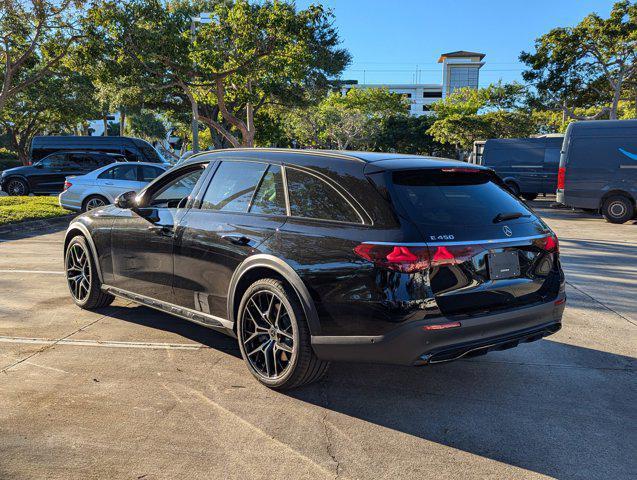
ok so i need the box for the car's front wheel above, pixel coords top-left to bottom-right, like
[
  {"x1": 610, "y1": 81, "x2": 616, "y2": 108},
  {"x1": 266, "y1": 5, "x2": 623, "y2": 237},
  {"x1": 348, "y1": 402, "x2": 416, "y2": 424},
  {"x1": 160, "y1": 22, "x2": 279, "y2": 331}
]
[
  {"x1": 237, "y1": 278, "x2": 329, "y2": 390},
  {"x1": 65, "y1": 235, "x2": 114, "y2": 309},
  {"x1": 6, "y1": 178, "x2": 28, "y2": 196}
]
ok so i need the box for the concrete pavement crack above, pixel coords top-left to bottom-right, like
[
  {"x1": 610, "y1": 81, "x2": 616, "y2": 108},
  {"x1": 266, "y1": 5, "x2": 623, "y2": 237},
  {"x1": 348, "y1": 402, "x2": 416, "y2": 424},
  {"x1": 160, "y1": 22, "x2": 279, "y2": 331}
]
[
  {"x1": 566, "y1": 280, "x2": 637, "y2": 327},
  {"x1": 320, "y1": 374, "x2": 341, "y2": 479},
  {"x1": 1, "y1": 304, "x2": 128, "y2": 373}
]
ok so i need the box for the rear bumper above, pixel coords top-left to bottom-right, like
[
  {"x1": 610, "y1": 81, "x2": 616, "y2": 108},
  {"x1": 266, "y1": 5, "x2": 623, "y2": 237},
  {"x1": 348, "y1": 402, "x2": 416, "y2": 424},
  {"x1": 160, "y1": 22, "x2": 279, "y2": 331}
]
[
  {"x1": 311, "y1": 297, "x2": 565, "y2": 365},
  {"x1": 58, "y1": 192, "x2": 82, "y2": 212}
]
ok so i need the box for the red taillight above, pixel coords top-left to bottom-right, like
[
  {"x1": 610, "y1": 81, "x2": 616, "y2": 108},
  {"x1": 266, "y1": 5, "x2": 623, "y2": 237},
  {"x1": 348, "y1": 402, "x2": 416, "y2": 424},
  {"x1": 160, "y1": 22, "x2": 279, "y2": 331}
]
[
  {"x1": 441, "y1": 168, "x2": 480, "y2": 173},
  {"x1": 534, "y1": 234, "x2": 559, "y2": 253},
  {"x1": 353, "y1": 243, "x2": 484, "y2": 272},
  {"x1": 63, "y1": 180, "x2": 72, "y2": 191},
  {"x1": 557, "y1": 167, "x2": 566, "y2": 189},
  {"x1": 353, "y1": 244, "x2": 430, "y2": 273}
]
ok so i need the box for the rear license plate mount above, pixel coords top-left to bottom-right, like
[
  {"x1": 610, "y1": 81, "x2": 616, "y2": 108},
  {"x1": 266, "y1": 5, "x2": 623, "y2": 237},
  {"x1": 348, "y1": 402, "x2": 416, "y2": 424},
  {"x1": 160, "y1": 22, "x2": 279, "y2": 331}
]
[{"x1": 488, "y1": 251, "x2": 520, "y2": 280}]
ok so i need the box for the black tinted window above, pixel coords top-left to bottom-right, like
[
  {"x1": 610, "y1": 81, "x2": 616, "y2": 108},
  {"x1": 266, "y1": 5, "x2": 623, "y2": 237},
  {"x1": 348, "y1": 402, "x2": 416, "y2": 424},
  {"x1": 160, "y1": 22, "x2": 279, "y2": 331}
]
[
  {"x1": 40, "y1": 154, "x2": 80, "y2": 170},
  {"x1": 123, "y1": 148, "x2": 142, "y2": 162},
  {"x1": 392, "y1": 170, "x2": 533, "y2": 227},
  {"x1": 286, "y1": 168, "x2": 360, "y2": 223},
  {"x1": 140, "y1": 165, "x2": 164, "y2": 182},
  {"x1": 249, "y1": 165, "x2": 286, "y2": 216},
  {"x1": 201, "y1": 161, "x2": 267, "y2": 212}
]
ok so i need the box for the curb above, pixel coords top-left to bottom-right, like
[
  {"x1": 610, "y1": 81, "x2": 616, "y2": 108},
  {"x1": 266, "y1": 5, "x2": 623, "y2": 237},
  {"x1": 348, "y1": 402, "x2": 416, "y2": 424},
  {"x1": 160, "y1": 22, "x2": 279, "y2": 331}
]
[{"x1": 0, "y1": 213, "x2": 77, "y2": 236}]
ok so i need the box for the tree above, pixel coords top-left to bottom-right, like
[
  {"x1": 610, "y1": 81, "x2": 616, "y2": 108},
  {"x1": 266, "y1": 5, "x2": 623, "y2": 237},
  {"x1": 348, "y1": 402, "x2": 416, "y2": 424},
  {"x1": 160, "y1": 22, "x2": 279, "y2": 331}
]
[
  {"x1": 0, "y1": 0, "x2": 84, "y2": 112},
  {"x1": 127, "y1": 110, "x2": 168, "y2": 142},
  {"x1": 0, "y1": 68, "x2": 94, "y2": 163},
  {"x1": 285, "y1": 88, "x2": 407, "y2": 149},
  {"x1": 520, "y1": 1, "x2": 637, "y2": 120},
  {"x1": 427, "y1": 83, "x2": 538, "y2": 155},
  {"x1": 89, "y1": 0, "x2": 349, "y2": 148},
  {"x1": 374, "y1": 115, "x2": 455, "y2": 157}
]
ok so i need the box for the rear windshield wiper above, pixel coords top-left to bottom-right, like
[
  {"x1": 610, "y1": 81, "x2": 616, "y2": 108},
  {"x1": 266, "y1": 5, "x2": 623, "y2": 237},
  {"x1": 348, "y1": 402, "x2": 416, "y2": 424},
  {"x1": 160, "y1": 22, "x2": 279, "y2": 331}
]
[{"x1": 493, "y1": 212, "x2": 530, "y2": 223}]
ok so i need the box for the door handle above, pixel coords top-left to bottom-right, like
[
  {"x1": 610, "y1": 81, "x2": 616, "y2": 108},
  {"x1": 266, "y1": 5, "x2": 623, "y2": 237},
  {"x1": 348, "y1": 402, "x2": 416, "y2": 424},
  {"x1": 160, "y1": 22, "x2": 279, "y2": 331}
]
[
  {"x1": 104, "y1": 181, "x2": 114, "y2": 185},
  {"x1": 148, "y1": 225, "x2": 174, "y2": 237},
  {"x1": 221, "y1": 234, "x2": 252, "y2": 246}
]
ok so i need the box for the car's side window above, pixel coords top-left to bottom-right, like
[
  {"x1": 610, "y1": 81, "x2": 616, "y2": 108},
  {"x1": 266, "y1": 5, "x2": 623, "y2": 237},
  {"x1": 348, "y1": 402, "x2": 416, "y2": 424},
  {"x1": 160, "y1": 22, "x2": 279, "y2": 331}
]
[
  {"x1": 40, "y1": 154, "x2": 69, "y2": 169},
  {"x1": 200, "y1": 161, "x2": 267, "y2": 213},
  {"x1": 249, "y1": 164, "x2": 287, "y2": 216},
  {"x1": 286, "y1": 168, "x2": 362, "y2": 223},
  {"x1": 108, "y1": 164, "x2": 138, "y2": 181},
  {"x1": 139, "y1": 165, "x2": 164, "y2": 182},
  {"x1": 149, "y1": 167, "x2": 205, "y2": 208}
]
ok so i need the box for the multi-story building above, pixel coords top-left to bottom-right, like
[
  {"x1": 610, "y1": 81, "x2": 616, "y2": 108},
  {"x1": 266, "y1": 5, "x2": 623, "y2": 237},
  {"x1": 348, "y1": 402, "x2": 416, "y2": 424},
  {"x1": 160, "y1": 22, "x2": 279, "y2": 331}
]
[{"x1": 340, "y1": 51, "x2": 485, "y2": 117}]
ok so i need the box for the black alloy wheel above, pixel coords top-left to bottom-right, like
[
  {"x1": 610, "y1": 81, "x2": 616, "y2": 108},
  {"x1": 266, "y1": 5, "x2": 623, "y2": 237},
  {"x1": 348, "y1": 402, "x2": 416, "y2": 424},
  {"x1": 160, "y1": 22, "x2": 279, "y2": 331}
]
[
  {"x1": 6, "y1": 178, "x2": 28, "y2": 196},
  {"x1": 237, "y1": 278, "x2": 329, "y2": 389},
  {"x1": 65, "y1": 236, "x2": 114, "y2": 309}
]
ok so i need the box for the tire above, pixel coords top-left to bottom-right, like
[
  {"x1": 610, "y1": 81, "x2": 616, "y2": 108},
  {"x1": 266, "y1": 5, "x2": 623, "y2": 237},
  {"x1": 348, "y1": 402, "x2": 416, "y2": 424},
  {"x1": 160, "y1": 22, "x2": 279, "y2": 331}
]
[
  {"x1": 82, "y1": 195, "x2": 109, "y2": 212},
  {"x1": 65, "y1": 235, "x2": 114, "y2": 309},
  {"x1": 602, "y1": 195, "x2": 635, "y2": 223},
  {"x1": 520, "y1": 193, "x2": 538, "y2": 201},
  {"x1": 601, "y1": 195, "x2": 634, "y2": 224},
  {"x1": 505, "y1": 181, "x2": 520, "y2": 197},
  {"x1": 5, "y1": 177, "x2": 28, "y2": 196},
  {"x1": 237, "y1": 278, "x2": 329, "y2": 390}
]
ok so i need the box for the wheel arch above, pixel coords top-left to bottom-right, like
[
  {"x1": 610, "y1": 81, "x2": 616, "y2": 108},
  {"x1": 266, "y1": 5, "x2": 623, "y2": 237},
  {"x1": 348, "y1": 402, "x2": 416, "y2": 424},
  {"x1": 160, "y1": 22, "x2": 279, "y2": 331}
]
[
  {"x1": 227, "y1": 255, "x2": 321, "y2": 336},
  {"x1": 64, "y1": 222, "x2": 104, "y2": 283},
  {"x1": 82, "y1": 193, "x2": 110, "y2": 210},
  {"x1": 599, "y1": 189, "x2": 635, "y2": 209}
]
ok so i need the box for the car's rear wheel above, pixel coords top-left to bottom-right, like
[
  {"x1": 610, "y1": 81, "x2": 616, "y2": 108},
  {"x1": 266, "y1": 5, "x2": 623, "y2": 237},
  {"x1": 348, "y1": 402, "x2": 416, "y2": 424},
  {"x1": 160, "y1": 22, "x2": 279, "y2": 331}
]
[
  {"x1": 65, "y1": 236, "x2": 114, "y2": 309},
  {"x1": 505, "y1": 180, "x2": 520, "y2": 197},
  {"x1": 601, "y1": 195, "x2": 634, "y2": 224},
  {"x1": 6, "y1": 178, "x2": 28, "y2": 196},
  {"x1": 83, "y1": 195, "x2": 109, "y2": 212},
  {"x1": 520, "y1": 193, "x2": 538, "y2": 201},
  {"x1": 237, "y1": 278, "x2": 329, "y2": 390}
]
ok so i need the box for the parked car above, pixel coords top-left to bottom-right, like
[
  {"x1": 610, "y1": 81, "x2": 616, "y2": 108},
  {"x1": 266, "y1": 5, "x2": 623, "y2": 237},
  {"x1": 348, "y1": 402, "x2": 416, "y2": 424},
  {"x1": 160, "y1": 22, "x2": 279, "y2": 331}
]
[
  {"x1": 0, "y1": 151, "x2": 126, "y2": 196},
  {"x1": 63, "y1": 149, "x2": 565, "y2": 389},
  {"x1": 30, "y1": 135, "x2": 168, "y2": 165},
  {"x1": 557, "y1": 119, "x2": 637, "y2": 224},
  {"x1": 59, "y1": 162, "x2": 167, "y2": 211},
  {"x1": 479, "y1": 136, "x2": 564, "y2": 200}
]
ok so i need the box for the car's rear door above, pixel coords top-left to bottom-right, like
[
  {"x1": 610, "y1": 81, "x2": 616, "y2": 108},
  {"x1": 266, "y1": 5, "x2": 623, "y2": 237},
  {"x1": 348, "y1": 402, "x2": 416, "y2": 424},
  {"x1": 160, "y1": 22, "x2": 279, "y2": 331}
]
[{"x1": 172, "y1": 160, "x2": 288, "y2": 317}]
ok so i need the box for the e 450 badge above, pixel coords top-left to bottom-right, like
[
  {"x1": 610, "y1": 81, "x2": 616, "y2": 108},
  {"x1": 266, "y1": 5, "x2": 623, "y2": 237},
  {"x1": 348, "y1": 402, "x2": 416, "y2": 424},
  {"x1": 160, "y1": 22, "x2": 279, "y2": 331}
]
[{"x1": 429, "y1": 234, "x2": 455, "y2": 241}]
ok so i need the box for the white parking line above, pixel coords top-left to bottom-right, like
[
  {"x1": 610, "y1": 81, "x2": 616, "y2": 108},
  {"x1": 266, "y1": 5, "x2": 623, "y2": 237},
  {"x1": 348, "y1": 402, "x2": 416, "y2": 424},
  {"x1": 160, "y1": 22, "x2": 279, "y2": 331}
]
[
  {"x1": 0, "y1": 269, "x2": 64, "y2": 275},
  {"x1": 0, "y1": 336, "x2": 207, "y2": 350}
]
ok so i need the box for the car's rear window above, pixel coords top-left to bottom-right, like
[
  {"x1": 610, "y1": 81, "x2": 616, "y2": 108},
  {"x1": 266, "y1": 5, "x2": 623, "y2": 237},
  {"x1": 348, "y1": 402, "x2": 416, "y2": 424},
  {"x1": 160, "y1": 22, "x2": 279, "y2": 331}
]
[{"x1": 391, "y1": 170, "x2": 534, "y2": 226}]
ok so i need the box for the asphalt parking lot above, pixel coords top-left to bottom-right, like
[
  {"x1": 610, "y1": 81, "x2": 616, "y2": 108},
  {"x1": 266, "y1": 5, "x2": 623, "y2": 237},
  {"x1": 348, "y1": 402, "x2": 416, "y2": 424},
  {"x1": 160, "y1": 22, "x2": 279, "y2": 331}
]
[{"x1": 1, "y1": 198, "x2": 635, "y2": 480}]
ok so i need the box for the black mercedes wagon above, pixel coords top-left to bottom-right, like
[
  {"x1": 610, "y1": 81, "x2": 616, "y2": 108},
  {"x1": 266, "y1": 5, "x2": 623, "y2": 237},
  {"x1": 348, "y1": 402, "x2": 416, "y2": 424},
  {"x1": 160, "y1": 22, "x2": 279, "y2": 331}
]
[{"x1": 63, "y1": 149, "x2": 565, "y2": 389}]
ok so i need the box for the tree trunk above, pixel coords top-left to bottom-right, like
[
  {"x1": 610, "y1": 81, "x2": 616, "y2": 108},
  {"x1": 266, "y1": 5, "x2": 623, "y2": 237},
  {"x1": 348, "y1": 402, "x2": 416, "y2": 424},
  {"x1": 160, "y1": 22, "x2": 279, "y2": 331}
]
[
  {"x1": 609, "y1": 75, "x2": 624, "y2": 120},
  {"x1": 103, "y1": 115, "x2": 108, "y2": 136},
  {"x1": 120, "y1": 111, "x2": 126, "y2": 136}
]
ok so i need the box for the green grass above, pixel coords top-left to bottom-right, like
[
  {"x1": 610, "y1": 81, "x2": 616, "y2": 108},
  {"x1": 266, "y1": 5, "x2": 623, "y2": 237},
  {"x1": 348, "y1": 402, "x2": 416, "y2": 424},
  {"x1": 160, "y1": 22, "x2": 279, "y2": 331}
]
[{"x1": 0, "y1": 196, "x2": 72, "y2": 225}]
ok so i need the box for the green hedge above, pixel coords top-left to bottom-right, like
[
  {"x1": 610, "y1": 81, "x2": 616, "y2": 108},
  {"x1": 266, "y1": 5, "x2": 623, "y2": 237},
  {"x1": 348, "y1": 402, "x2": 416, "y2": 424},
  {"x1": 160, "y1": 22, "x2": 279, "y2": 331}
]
[{"x1": 0, "y1": 196, "x2": 71, "y2": 225}]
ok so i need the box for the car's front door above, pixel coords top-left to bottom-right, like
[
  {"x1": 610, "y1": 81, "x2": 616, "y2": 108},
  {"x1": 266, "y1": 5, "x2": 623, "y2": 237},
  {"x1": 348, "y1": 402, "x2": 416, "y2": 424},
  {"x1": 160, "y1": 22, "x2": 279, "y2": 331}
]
[
  {"x1": 30, "y1": 153, "x2": 75, "y2": 192},
  {"x1": 109, "y1": 163, "x2": 208, "y2": 301},
  {"x1": 172, "y1": 160, "x2": 288, "y2": 318}
]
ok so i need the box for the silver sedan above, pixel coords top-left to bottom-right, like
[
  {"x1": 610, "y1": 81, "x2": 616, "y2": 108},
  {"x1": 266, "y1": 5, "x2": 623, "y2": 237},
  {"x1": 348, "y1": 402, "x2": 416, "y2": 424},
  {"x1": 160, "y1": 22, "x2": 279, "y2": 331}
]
[{"x1": 58, "y1": 162, "x2": 167, "y2": 212}]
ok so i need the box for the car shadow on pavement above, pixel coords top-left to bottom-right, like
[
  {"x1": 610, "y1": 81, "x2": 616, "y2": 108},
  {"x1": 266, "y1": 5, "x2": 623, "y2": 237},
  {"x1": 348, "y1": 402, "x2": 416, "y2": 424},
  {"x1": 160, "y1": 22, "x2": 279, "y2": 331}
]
[
  {"x1": 101, "y1": 304, "x2": 241, "y2": 357},
  {"x1": 289, "y1": 339, "x2": 635, "y2": 480}
]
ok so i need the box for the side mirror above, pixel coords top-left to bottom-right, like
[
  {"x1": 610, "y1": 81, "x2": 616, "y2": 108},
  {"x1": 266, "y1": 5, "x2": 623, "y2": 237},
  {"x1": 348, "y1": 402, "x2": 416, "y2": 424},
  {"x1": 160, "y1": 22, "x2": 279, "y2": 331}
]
[
  {"x1": 115, "y1": 191, "x2": 138, "y2": 209},
  {"x1": 33, "y1": 163, "x2": 43, "y2": 169}
]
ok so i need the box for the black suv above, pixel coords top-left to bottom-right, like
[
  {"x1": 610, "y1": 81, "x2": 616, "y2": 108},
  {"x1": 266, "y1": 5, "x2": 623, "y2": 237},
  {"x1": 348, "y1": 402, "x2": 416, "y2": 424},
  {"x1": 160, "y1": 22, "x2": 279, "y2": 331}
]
[
  {"x1": 1, "y1": 151, "x2": 126, "y2": 195},
  {"x1": 63, "y1": 149, "x2": 565, "y2": 389}
]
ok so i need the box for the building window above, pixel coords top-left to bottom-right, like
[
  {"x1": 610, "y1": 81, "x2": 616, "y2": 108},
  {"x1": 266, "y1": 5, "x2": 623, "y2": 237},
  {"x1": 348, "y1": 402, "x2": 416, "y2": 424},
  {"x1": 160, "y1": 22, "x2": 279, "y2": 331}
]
[
  {"x1": 423, "y1": 91, "x2": 442, "y2": 98},
  {"x1": 404, "y1": 93, "x2": 412, "y2": 98},
  {"x1": 422, "y1": 105, "x2": 431, "y2": 111}
]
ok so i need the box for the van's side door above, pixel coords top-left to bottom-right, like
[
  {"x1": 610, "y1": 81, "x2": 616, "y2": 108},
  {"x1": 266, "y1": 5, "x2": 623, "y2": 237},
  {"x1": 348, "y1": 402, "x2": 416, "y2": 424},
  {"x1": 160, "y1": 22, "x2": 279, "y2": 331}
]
[
  {"x1": 511, "y1": 147, "x2": 544, "y2": 194},
  {"x1": 172, "y1": 160, "x2": 288, "y2": 319}
]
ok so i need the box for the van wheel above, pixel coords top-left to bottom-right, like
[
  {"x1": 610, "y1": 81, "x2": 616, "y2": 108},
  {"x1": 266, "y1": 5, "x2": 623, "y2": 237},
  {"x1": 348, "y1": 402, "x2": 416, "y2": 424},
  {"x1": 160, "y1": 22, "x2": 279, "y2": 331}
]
[
  {"x1": 521, "y1": 193, "x2": 538, "y2": 201},
  {"x1": 237, "y1": 278, "x2": 329, "y2": 390},
  {"x1": 6, "y1": 178, "x2": 28, "y2": 196},
  {"x1": 601, "y1": 195, "x2": 634, "y2": 224},
  {"x1": 505, "y1": 181, "x2": 520, "y2": 196}
]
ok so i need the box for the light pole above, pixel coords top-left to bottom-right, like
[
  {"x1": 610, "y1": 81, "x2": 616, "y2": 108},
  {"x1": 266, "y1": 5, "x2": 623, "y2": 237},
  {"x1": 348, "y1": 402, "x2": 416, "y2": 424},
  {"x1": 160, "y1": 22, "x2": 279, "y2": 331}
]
[{"x1": 189, "y1": 12, "x2": 213, "y2": 153}]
